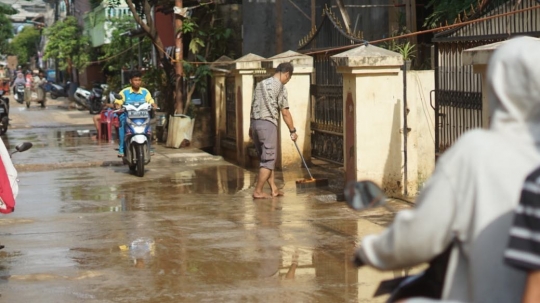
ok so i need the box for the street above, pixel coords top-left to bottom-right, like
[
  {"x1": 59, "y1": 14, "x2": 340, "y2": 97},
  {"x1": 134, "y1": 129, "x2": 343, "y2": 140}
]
[{"x1": 0, "y1": 97, "x2": 413, "y2": 303}]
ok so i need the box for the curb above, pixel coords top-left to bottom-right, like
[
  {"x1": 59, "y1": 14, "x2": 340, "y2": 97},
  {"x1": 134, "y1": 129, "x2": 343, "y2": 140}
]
[{"x1": 14, "y1": 155, "x2": 224, "y2": 172}]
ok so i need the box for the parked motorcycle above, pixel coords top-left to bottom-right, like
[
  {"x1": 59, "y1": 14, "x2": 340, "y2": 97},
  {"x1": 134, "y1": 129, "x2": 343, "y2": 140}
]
[
  {"x1": 113, "y1": 93, "x2": 153, "y2": 177},
  {"x1": 13, "y1": 84, "x2": 25, "y2": 104},
  {"x1": 0, "y1": 90, "x2": 10, "y2": 135},
  {"x1": 344, "y1": 181, "x2": 449, "y2": 302},
  {"x1": 49, "y1": 81, "x2": 71, "y2": 99},
  {"x1": 88, "y1": 82, "x2": 108, "y2": 114},
  {"x1": 73, "y1": 85, "x2": 91, "y2": 109}
]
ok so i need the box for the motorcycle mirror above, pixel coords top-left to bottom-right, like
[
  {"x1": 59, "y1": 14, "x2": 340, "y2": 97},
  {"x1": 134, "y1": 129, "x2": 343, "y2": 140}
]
[
  {"x1": 16, "y1": 142, "x2": 33, "y2": 153},
  {"x1": 113, "y1": 93, "x2": 122, "y2": 100},
  {"x1": 344, "y1": 180, "x2": 386, "y2": 211}
]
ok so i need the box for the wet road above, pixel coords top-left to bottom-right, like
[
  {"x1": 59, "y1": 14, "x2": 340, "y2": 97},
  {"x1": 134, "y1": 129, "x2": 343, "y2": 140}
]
[{"x1": 0, "y1": 102, "x2": 413, "y2": 302}]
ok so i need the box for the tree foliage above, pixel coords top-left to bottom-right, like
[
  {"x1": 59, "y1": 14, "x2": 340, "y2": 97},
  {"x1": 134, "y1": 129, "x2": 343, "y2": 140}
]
[
  {"x1": 181, "y1": 9, "x2": 232, "y2": 114},
  {"x1": 121, "y1": 0, "x2": 233, "y2": 115},
  {"x1": 424, "y1": 0, "x2": 477, "y2": 28},
  {"x1": 44, "y1": 16, "x2": 91, "y2": 71},
  {"x1": 100, "y1": 16, "x2": 151, "y2": 73},
  {"x1": 9, "y1": 26, "x2": 41, "y2": 65},
  {"x1": 0, "y1": 4, "x2": 16, "y2": 55}
]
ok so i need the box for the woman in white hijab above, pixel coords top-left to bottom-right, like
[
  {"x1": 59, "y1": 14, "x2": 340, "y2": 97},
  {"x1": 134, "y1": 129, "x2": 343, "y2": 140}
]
[{"x1": 353, "y1": 36, "x2": 540, "y2": 302}]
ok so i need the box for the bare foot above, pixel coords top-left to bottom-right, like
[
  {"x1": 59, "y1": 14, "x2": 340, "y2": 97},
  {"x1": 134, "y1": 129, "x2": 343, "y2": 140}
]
[
  {"x1": 253, "y1": 192, "x2": 272, "y2": 199},
  {"x1": 272, "y1": 190, "x2": 284, "y2": 197}
]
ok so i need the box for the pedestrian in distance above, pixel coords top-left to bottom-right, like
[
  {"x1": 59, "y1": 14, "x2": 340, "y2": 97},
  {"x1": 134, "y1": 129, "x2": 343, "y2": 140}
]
[
  {"x1": 505, "y1": 166, "x2": 540, "y2": 303},
  {"x1": 113, "y1": 71, "x2": 157, "y2": 158},
  {"x1": 352, "y1": 36, "x2": 540, "y2": 302},
  {"x1": 32, "y1": 70, "x2": 47, "y2": 107},
  {"x1": 249, "y1": 62, "x2": 297, "y2": 199}
]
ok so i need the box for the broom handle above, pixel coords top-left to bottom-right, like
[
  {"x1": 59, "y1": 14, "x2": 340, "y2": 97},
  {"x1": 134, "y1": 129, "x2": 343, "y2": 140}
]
[{"x1": 294, "y1": 141, "x2": 314, "y2": 180}]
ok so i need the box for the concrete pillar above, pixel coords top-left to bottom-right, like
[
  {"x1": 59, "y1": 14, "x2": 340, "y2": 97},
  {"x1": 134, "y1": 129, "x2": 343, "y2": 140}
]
[
  {"x1": 233, "y1": 53, "x2": 266, "y2": 167},
  {"x1": 211, "y1": 56, "x2": 234, "y2": 155},
  {"x1": 332, "y1": 44, "x2": 404, "y2": 193},
  {"x1": 263, "y1": 50, "x2": 314, "y2": 169},
  {"x1": 462, "y1": 43, "x2": 501, "y2": 129}
]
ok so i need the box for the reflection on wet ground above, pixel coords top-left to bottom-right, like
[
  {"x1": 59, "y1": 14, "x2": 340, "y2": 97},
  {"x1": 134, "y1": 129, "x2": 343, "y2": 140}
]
[
  {"x1": 3, "y1": 126, "x2": 115, "y2": 169},
  {"x1": 0, "y1": 157, "x2": 413, "y2": 302}
]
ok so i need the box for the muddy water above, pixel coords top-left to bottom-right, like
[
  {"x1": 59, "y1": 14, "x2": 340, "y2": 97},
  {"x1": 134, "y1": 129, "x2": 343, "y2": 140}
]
[{"x1": 0, "y1": 161, "x2": 412, "y2": 302}]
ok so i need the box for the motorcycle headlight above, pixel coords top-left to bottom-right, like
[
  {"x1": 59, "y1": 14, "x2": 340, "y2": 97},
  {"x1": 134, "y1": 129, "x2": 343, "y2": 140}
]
[{"x1": 133, "y1": 126, "x2": 146, "y2": 133}]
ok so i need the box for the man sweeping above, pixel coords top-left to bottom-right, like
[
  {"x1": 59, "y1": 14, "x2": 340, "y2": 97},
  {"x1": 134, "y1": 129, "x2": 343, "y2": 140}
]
[{"x1": 249, "y1": 62, "x2": 298, "y2": 199}]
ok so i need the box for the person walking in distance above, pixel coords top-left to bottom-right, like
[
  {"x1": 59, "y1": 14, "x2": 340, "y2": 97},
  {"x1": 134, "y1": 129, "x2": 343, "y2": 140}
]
[{"x1": 249, "y1": 62, "x2": 297, "y2": 199}]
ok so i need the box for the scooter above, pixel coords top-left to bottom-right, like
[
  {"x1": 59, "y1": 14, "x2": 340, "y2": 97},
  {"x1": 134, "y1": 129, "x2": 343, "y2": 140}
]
[
  {"x1": 13, "y1": 84, "x2": 25, "y2": 104},
  {"x1": 74, "y1": 85, "x2": 91, "y2": 109},
  {"x1": 0, "y1": 90, "x2": 10, "y2": 135},
  {"x1": 49, "y1": 81, "x2": 70, "y2": 99},
  {"x1": 113, "y1": 93, "x2": 153, "y2": 177},
  {"x1": 344, "y1": 181, "x2": 449, "y2": 302}
]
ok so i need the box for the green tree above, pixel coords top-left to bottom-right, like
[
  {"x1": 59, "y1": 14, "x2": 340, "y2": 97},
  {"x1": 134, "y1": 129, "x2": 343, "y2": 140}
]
[
  {"x1": 181, "y1": 11, "x2": 232, "y2": 114},
  {"x1": 0, "y1": 4, "x2": 16, "y2": 54},
  {"x1": 9, "y1": 26, "x2": 41, "y2": 65},
  {"x1": 100, "y1": 17, "x2": 152, "y2": 71},
  {"x1": 121, "y1": 0, "x2": 233, "y2": 115},
  {"x1": 424, "y1": 0, "x2": 475, "y2": 28},
  {"x1": 44, "y1": 16, "x2": 91, "y2": 81}
]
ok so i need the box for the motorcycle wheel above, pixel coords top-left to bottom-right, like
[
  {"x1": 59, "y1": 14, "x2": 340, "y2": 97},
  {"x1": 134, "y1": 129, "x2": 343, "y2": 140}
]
[
  {"x1": 89, "y1": 101, "x2": 101, "y2": 115},
  {"x1": 0, "y1": 116, "x2": 8, "y2": 135},
  {"x1": 50, "y1": 93, "x2": 58, "y2": 99},
  {"x1": 135, "y1": 144, "x2": 145, "y2": 177}
]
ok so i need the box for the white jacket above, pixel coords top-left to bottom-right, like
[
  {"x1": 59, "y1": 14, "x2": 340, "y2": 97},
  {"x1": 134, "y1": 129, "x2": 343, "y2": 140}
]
[
  {"x1": 0, "y1": 138, "x2": 18, "y2": 199},
  {"x1": 356, "y1": 36, "x2": 540, "y2": 302}
]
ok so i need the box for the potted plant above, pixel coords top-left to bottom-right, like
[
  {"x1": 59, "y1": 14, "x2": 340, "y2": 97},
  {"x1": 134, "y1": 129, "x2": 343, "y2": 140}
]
[{"x1": 396, "y1": 41, "x2": 416, "y2": 70}]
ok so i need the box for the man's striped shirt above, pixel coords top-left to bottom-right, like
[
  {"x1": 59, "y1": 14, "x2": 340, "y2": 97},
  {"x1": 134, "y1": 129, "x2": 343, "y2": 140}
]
[
  {"x1": 250, "y1": 77, "x2": 289, "y2": 126},
  {"x1": 505, "y1": 166, "x2": 540, "y2": 270}
]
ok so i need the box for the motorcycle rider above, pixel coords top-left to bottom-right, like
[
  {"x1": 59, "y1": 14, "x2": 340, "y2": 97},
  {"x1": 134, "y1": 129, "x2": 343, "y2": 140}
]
[
  {"x1": 11, "y1": 72, "x2": 26, "y2": 103},
  {"x1": 113, "y1": 71, "x2": 157, "y2": 158},
  {"x1": 352, "y1": 36, "x2": 540, "y2": 302}
]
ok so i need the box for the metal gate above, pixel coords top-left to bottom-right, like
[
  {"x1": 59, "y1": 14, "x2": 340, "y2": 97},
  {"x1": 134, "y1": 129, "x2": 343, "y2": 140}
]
[
  {"x1": 433, "y1": 0, "x2": 540, "y2": 156},
  {"x1": 298, "y1": 6, "x2": 366, "y2": 165}
]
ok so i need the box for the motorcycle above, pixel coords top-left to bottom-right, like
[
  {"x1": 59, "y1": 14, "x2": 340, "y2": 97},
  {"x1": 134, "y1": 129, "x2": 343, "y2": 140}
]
[
  {"x1": 13, "y1": 84, "x2": 25, "y2": 104},
  {"x1": 344, "y1": 181, "x2": 449, "y2": 302},
  {"x1": 0, "y1": 90, "x2": 9, "y2": 135},
  {"x1": 73, "y1": 85, "x2": 92, "y2": 109},
  {"x1": 88, "y1": 82, "x2": 108, "y2": 115},
  {"x1": 113, "y1": 93, "x2": 153, "y2": 177},
  {"x1": 49, "y1": 81, "x2": 70, "y2": 99}
]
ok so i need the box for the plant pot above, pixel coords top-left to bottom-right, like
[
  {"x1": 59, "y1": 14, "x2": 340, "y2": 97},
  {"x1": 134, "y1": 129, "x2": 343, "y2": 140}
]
[{"x1": 404, "y1": 60, "x2": 412, "y2": 71}]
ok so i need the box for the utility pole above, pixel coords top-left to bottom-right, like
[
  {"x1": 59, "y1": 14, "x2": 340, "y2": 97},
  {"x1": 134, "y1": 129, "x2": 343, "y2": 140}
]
[
  {"x1": 405, "y1": 0, "x2": 417, "y2": 45},
  {"x1": 54, "y1": 0, "x2": 59, "y2": 83},
  {"x1": 275, "y1": 0, "x2": 283, "y2": 54},
  {"x1": 174, "y1": 0, "x2": 184, "y2": 114}
]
